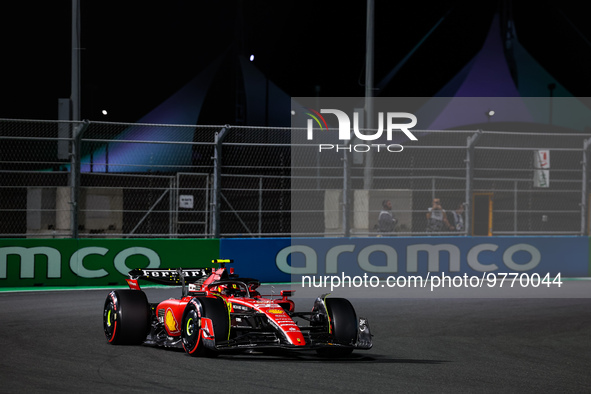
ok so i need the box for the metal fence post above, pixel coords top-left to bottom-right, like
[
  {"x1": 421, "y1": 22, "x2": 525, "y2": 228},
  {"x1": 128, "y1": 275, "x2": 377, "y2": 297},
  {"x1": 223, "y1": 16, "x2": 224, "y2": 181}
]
[
  {"x1": 169, "y1": 176, "x2": 176, "y2": 238},
  {"x1": 212, "y1": 126, "x2": 228, "y2": 238},
  {"x1": 581, "y1": 138, "x2": 591, "y2": 235},
  {"x1": 70, "y1": 120, "x2": 89, "y2": 239},
  {"x1": 258, "y1": 177, "x2": 263, "y2": 237},
  {"x1": 342, "y1": 144, "x2": 351, "y2": 237},
  {"x1": 465, "y1": 130, "x2": 482, "y2": 236}
]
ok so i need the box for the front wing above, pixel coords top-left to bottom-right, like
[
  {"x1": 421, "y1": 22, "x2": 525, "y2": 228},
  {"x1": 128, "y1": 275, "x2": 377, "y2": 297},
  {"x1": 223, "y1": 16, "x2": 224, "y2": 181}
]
[{"x1": 205, "y1": 314, "x2": 372, "y2": 353}]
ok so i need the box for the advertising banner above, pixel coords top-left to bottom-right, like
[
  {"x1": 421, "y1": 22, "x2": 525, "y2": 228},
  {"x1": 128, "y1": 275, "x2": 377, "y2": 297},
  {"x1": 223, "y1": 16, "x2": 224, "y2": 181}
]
[
  {"x1": 0, "y1": 238, "x2": 219, "y2": 287},
  {"x1": 2, "y1": 236, "x2": 588, "y2": 288},
  {"x1": 221, "y1": 236, "x2": 589, "y2": 281}
]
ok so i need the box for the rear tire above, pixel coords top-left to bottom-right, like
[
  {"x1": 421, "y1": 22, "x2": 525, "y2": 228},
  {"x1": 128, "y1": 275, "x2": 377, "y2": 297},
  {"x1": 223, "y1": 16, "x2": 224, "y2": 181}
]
[
  {"x1": 316, "y1": 297, "x2": 358, "y2": 357},
  {"x1": 181, "y1": 297, "x2": 229, "y2": 357},
  {"x1": 103, "y1": 290, "x2": 150, "y2": 345}
]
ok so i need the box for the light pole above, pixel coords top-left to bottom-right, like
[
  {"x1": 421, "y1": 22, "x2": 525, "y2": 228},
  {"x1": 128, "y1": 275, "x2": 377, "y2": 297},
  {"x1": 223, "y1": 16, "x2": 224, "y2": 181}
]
[
  {"x1": 363, "y1": 0, "x2": 374, "y2": 190},
  {"x1": 71, "y1": 0, "x2": 81, "y2": 121}
]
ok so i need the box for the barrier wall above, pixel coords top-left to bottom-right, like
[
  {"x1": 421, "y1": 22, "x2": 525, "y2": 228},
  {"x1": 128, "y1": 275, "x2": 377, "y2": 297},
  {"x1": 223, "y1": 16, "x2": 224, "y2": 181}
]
[
  {"x1": 220, "y1": 237, "x2": 591, "y2": 281},
  {"x1": 0, "y1": 237, "x2": 589, "y2": 287},
  {"x1": 0, "y1": 239, "x2": 219, "y2": 287}
]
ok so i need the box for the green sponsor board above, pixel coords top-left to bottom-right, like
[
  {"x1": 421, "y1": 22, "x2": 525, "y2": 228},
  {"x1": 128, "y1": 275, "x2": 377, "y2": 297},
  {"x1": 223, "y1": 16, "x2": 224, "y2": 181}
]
[{"x1": 0, "y1": 239, "x2": 219, "y2": 287}]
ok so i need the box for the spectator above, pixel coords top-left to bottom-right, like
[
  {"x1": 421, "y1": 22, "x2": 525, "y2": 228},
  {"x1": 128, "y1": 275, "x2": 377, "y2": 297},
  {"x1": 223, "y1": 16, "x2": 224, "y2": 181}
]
[
  {"x1": 448, "y1": 202, "x2": 465, "y2": 233},
  {"x1": 378, "y1": 199, "x2": 398, "y2": 233},
  {"x1": 426, "y1": 198, "x2": 454, "y2": 233}
]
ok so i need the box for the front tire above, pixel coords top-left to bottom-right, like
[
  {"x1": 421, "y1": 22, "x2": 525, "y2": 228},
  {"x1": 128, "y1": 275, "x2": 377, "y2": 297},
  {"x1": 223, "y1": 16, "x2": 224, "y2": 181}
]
[
  {"x1": 103, "y1": 290, "x2": 150, "y2": 345},
  {"x1": 181, "y1": 297, "x2": 229, "y2": 357},
  {"x1": 316, "y1": 297, "x2": 358, "y2": 357}
]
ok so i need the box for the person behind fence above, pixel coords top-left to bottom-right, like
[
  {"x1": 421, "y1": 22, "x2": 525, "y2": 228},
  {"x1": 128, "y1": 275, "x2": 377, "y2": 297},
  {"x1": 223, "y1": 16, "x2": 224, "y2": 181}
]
[
  {"x1": 377, "y1": 199, "x2": 398, "y2": 233},
  {"x1": 448, "y1": 202, "x2": 465, "y2": 232},
  {"x1": 426, "y1": 197, "x2": 453, "y2": 232}
]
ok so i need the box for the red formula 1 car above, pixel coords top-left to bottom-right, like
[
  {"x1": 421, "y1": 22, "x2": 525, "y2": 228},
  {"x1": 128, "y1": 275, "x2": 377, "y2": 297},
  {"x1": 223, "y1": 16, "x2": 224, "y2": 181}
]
[{"x1": 102, "y1": 260, "x2": 372, "y2": 357}]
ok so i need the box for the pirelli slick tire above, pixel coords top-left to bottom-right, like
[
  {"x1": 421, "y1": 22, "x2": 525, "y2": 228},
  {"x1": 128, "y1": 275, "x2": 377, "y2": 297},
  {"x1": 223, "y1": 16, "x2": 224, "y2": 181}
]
[
  {"x1": 316, "y1": 297, "x2": 358, "y2": 358},
  {"x1": 103, "y1": 290, "x2": 150, "y2": 345},
  {"x1": 181, "y1": 296, "x2": 230, "y2": 357}
]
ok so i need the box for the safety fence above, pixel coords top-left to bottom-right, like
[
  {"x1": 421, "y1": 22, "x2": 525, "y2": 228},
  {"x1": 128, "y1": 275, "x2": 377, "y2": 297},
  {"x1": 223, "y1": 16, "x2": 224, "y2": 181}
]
[{"x1": 1, "y1": 118, "x2": 590, "y2": 238}]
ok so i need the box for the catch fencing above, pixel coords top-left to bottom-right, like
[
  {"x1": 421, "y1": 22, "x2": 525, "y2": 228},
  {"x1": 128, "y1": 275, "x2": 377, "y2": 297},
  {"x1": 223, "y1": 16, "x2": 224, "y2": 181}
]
[{"x1": 0, "y1": 118, "x2": 590, "y2": 238}]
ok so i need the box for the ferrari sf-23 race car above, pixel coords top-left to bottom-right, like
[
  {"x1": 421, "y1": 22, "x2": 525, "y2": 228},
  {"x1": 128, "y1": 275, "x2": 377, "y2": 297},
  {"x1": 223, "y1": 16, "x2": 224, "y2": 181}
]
[{"x1": 102, "y1": 259, "x2": 372, "y2": 357}]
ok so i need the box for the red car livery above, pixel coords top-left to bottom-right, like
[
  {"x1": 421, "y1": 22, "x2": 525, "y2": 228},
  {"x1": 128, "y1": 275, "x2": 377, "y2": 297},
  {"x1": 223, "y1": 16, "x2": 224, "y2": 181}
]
[{"x1": 103, "y1": 259, "x2": 372, "y2": 357}]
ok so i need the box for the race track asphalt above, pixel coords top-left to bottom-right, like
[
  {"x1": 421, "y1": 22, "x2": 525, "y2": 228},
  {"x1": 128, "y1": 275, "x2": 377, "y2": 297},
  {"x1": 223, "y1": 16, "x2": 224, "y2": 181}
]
[{"x1": 0, "y1": 285, "x2": 590, "y2": 393}]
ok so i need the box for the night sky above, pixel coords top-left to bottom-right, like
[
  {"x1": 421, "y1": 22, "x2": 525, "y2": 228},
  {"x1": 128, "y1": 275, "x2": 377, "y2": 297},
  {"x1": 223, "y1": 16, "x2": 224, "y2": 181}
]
[{"x1": 1, "y1": 1, "x2": 590, "y2": 123}]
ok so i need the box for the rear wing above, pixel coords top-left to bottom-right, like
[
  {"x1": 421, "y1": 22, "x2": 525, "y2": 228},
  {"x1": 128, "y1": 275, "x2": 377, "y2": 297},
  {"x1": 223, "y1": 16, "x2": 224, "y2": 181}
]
[
  {"x1": 126, "y1": 260, "x2": 233, "y2": 292},
  {"x1": 128, "y1": 268, "x2": 213, "y2": 286}
]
